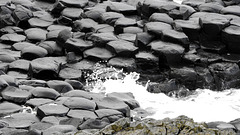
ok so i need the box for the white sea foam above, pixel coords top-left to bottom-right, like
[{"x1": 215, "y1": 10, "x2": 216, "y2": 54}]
[{"x1": 91, "y1": 71, "x2": 240, "y2": 123}]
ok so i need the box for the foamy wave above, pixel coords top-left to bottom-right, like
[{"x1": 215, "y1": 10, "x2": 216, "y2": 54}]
[{"x1": 91, "y1": 70, "x2": 240, "y2": 122}]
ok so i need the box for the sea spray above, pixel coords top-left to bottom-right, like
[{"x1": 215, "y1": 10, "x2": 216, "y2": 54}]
[{"x1": 88, "y1": 66, "x2": 240, "y2": 123}]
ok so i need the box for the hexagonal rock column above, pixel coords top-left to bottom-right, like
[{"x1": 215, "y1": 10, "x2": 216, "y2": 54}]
[
  {"x1": 37, "y1": 103, "x2": 69, "y2": 119},
  {"x1": 222, "y1": 25, "x2": 240, "y2": 54},
  {"x1": 96, "y1": 97, "x2": 131, "y2": 117},
  {"x1": 1, "y1": 86, "x2": 32, "y2": 104},
  {"x1": 150, "y1": 40, "x2": 185, "y2": 67},
  {"x1": 83, "y1": 47, "x2": 115, "y2": 62},
  {"x1": 106, "y1": 40, "x2": 138, "y2": 57},
  {"x1": 209, "y1": 62, "x2": 240, "y2": 90},
  {"x1": 191, "y1": 12, "x2": 230, "y2": 41}
]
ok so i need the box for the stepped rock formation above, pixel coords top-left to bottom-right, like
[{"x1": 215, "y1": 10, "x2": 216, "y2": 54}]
[{"x1": 0, "y1": 0, "x2": 240, "y2": 134}]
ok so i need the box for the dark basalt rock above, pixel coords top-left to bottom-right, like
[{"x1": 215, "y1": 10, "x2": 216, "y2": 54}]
[
  {"x1": 28, "y1": 18, "x2": 53, "y2": 28},
  {"x1": 47, "y1": 80, "x2": 74, "y2": 93},
  {"x1": 61, "y1": 7, "x2": 83, "y2": 20},
  {"x1": 83, "y1": 47, "x2": 115, "y2": 61},
  {"x1": 67, "y1": 109, "x2": 98, "y2": 119},
  {"x1": 41, "y1": 116, "x2": 64, "y2": 125},
  {"x1": 12, "y1": 42, "x2": 36, "y2": 51},
  {"x1": 114, "y1": 17, "x2": 137, "y2": 34},
  {"x1": 182, "y1": 0, "x2": 204, "y2": 8},
  {"x1": 169, "y1": 4, "x2": 195, "y2": 20},
  {"x1": 195, "y1": 66, "x2": 215, "y2": 89},
  {"x1": 7, "y1": 71, "x2": 28, "y2": 80},
  {"x1": 38, "y1": 41, "x2": 63, "y2": 56},
  {"x1": 1, "y1": 86, "x2": 31, "y2": 103},
  {"x1": 29, "y1": 122, "x2": 53, "y2": 135},
  {"x1": 37, "y1": 103, "x2": 69, "y2": 119},
  {"x1": 162, "y1": 29, "x2": 190, "y2": 49},
  {"x1": 209, "y1": 62, "x2": 240, "y2": 90},
  {"x1": 95, "y1": 24, "x2": 114, "y2": 33},
  {"x1": 73, "y1": 18, "x2": 98, "y2": 33},
  {"x1": 0, "y1": 75, "x2": 18, "y2": 87},
  {"x1": 63, "y1": 97, "x2": 96, "y2": 110},
  {"x1": 56, "y1": 29, "x2": 72, "y2": 47},
  {"x1": 119, "y1": 26, "x2": 143, "y2": 34},
  {"x1": 18, "y1": 80, "x2": 47, "y2": 87},
  {"x1": 200, "y1": 40, "x2": 226, "y2": 54},
  {"x1": 198, "y1": 2, "x2": 224, "y2": 13},
  {"x1": 66, "y1": 59, "x2": 95, "y2": 71},
  {"x1": 100, "y1": 12, "x2": 124, "y2": 25},
  {"x1": 174, "y1": 19, "x2": 201, "y2": 41},
  {"x1": 32, "y1": 10, "x2": 55, "y2": 23},
  {"x1": 0, "y1": 128, "x2": 29, "y2": 135},
  {"x1": 170, "y1": 67, "x2": 197, "y2": 90},
  {"x1": 95, "y1": 109, "x2": 123, "y2": 119},
  {"x1": 222, "y1": 25, "x2": 240, "y2": 53},
  {"x1": 221, "y1": 5, "x2": 240, "y2": 16},
  {"x1": 107, "y1": 57, "x2": 137, "y2": 72},
  {"x1": 150, "y1": 40, "x2": 185, "y2": 66},
  {"x1": 0, "y1": 0, "x2": 240, "y2": 134},
  {"x1": 12, "y1": 5, "x2": 33, "y2": 28},
  {"x1": 31, "y1": 87, "x2": 60, "y2": 100},
  {"x1": 96, "y1": 97, "x2": 130, "y2": 117},
  {"x1": 106, "y1": 2, "x2": 137, "y2": 15},
  {"x1": 0, "y1": 33, "x2": 26, "y2": 43},
  {"x1": 59, "y1": 0, "x2": 88, "y2": 8},
  {"x1": 79, "y1": 118, "x2": 110, "y2": 130},
  {"x1": 107, "y1": 92, "x2": 140, "y2": 109},
  {"x1": 135, "y1": 51, "x2": 159, "y2": 72},
  {"x1": 141, "y1": 0, "x2": 178, "y2": 18},
  {"x1": 114, "y1": 18, "x2": 137, "y2": 28},
  {"x1": 59, "y1": 67, "x2": 82, "y2": 80},
  {"x1": 65, "y1": 80, "x2": 84, "y2": 89},
  {"x1": 0, "y1": 26, "x2": 23, "y2": 35},
  {"x1": 144, "y1": 22, "x2": 172, "y2": 37},
  {"x1": 195, "y1": 50, "x2": 222, "y2": 66},
  {"x1": 0, "y1": 101, "x2": 22, "y2": 117},
  {"x1": 21, "y1": 46, "x2": 48, "y2": 60},
  {"x1": 59, "y1": 117, "x2": 83, "y2": 128},
  {"x1": 0, "y1": 54, "x2": 16, "y2": 63},
  {"x1": 194, "y1": 12, "x2": 231, "y2": 40},
  {"x1": 147, "y1": 79, "x2": 178, "y2": 94},
  {"x1": 30, "y1": 57, "x2": 60, "y2": 79},
  {"x1": 25, "y1": 98, "x2": 54, "y2": 107},
  {"x1": 64, "y1": 38, "x2": 93, "y2": 54},
  {"x1": 0, "y1": 10, "x2": 15, "y2": 29},
  {"x1": 63, "y1": 90, "x2": 93, "y2": 100},
  {"x1": 1, "y1": 113, "x2": 39, "y2": 129},
  {"x1": 118, "y1": 33, "x2": 136, "y2": 42},
  {"x1": 106, "y1": 40, "x2": 138, "y2": 57},
  {"x1": 149, "y1": 13, "x2": 174, "y2": 24},
  {"x1": 135, "y1": 32, "x2": 154, "y2": 50},
  {"x1": 47, "y1": 25, "x2": 72, "y2": 40},
  {"x1": 88, "y1": 32, "x2": 118, "y2": 46},
  {"x1": 9, "y1": 59, "x2": 30, "y2": 71},
  {"x1": 47, "y1": 24, "x2": 72, "y2": 32},
  {"x1": 24, "y1": 28, "x2": 48, "y2": 41},
  {"x1": 42, "y1": 124, "x2": 77, "y2": 135},
  {"x1": 82, "y1": 8, "x2": 106, "y2": 22}
]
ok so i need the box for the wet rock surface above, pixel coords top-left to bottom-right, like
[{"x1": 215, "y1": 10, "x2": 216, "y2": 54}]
[{"x1": 0, "y1": 0, "x2": 240, "y2": 134}]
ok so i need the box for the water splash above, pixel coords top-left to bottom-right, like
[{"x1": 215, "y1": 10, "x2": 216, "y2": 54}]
[{"x1": 89, "y1": 66, "x2": 240, "y2": 123}]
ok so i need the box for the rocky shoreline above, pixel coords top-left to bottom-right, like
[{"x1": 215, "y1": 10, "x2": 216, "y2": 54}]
[{"x1": 0, "y1": 0, "x2": 240, "y2": 134}]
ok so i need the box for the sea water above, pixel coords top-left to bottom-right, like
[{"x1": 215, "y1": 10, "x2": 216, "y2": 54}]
[{"x1": 90, "y1": 70, "x2": 240, "y2": 123}]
